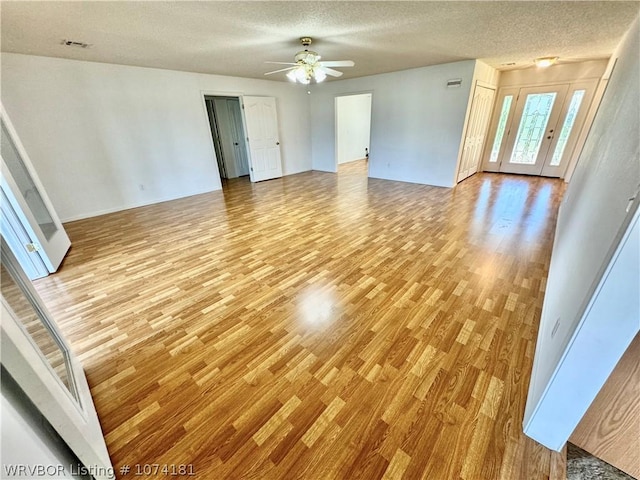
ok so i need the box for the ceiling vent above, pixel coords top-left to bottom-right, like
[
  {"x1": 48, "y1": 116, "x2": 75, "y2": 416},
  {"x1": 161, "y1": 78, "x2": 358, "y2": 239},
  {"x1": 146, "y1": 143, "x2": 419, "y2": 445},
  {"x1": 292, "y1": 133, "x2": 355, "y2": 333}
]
[{"x1": 61, "y1": 39, "x2": 91, "y2": 48}]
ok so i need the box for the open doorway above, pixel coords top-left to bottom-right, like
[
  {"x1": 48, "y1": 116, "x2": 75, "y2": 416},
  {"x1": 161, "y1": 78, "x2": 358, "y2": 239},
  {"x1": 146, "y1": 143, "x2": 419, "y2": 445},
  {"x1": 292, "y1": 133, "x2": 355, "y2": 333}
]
[
  {"x1": 335, "y1": 93, "x2": 372, "y2": 174},
  {"x1": 204, "y1": 96, "x2": 250, "y2": 184}
]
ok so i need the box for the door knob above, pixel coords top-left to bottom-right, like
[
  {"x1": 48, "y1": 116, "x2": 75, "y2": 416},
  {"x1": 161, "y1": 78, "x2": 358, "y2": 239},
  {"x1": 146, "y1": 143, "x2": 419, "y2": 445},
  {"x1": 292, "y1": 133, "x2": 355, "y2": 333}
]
[
  {"x1": 276, "y1": 142, "x2": 280, "y2": 145},
  {"x1": 234, "y1": 142, "x2": 239, "y2": 146}
]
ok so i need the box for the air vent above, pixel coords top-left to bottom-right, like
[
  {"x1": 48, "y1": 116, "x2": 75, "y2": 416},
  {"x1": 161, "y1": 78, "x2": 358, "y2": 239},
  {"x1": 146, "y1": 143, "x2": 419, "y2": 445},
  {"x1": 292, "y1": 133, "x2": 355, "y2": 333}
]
[
  {"x1": 446, "y1": 78, "x2": 462, "y2": 88},
  {"x1": 61, "y1": 39, "x2": 91, "y2": 48}
]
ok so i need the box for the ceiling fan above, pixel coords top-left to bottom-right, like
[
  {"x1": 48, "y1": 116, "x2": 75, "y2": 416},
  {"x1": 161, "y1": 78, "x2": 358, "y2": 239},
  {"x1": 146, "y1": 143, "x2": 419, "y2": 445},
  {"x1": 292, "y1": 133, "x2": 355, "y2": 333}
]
[{"x1": 264, "y1": 37, "x2": 355, "y2": 84}]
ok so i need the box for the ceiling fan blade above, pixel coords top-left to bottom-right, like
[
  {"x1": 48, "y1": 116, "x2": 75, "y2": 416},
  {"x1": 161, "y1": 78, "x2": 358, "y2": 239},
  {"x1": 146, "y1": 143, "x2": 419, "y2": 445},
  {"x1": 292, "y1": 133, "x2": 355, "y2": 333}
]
[
  {"x1": 264, "y1": 66, "x2": 297, "y2": 75},
  {"x1": 322, "y1": 67, "x2": 344, "y2": 77},
  {"x1": 319, "y1": 60, "x2": 355, "y2": 67},
  {"x1": 265, "y1": 61, "x2": 297, "y2": 65}
]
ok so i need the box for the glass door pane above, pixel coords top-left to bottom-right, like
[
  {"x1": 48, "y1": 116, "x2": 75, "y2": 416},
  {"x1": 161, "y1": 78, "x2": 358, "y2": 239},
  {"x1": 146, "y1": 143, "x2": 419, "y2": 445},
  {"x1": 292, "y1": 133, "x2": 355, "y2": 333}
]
[
  {"x1": 489, "y1": 95, "x2": 513, "y2": 164},
  {"x1": 1, "y1": 122, "x2": 58, "y2": 240},
  {"x1": 509, "y1": 93, "x2": 557, "y2": 165},
  {"x1": 549, "y1": 90, "x2": 585, "y2": 167},
  {"x1": 1, "y1": 251, "x2": 78, "y2": 402}
]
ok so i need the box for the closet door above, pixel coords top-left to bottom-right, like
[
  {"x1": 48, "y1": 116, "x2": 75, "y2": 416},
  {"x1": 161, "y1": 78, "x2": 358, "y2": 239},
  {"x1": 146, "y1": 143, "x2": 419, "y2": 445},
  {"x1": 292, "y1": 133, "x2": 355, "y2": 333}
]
[
  {"x1": 1, "y1": 106, "x2": 70, "y2": 273},
  {"x1": 457, "y1": 84, "x2": 496, "y2": 182}
]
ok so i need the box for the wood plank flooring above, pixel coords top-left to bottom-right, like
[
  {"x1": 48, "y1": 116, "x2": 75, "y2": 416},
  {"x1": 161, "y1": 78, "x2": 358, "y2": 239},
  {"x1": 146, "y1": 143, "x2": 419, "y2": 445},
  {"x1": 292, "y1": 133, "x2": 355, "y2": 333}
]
[{"x1": 33, "y1": 160, "x2": 567, "y2": 479}]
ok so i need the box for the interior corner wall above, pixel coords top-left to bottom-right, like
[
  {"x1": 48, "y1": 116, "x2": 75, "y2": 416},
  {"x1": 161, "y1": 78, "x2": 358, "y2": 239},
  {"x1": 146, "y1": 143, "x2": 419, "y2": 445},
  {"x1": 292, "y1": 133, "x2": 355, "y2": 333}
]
[
  {"x1": 523, "y1": 16, "x2": 640, "y2": 450},
  {"x1": 0, "y1": 54, "x2": 312, "y2": 221},
  {"x1": 472, "y1": 60, "x2": 500, "y2": 87},
  {"x1": 310, "y1": 60, "x2": 475, "y2": 187}
]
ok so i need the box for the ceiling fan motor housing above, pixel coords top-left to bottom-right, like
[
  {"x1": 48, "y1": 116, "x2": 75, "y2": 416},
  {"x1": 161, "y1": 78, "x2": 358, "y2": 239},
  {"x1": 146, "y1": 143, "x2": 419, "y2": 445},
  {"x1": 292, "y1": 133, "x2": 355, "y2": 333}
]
[{"x1": 295, "y1": 50, "x2": 320, "y2": 65}]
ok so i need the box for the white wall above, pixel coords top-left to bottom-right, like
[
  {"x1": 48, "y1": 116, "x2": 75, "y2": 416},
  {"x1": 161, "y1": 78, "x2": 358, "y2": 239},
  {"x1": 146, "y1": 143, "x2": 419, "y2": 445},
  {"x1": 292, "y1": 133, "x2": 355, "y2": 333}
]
[
  {"x1": 1, "y1": 54, "x2": 311, "y2": 221},
  {"x1": 336, "y1": 94, "x2": 371, "y2": 164},
  {"x1": 524, "y1": 17, "x2": 640, "y2": 450},
  {"x1": 311, "y1": 61, "x2": 476, "y2": 187}
]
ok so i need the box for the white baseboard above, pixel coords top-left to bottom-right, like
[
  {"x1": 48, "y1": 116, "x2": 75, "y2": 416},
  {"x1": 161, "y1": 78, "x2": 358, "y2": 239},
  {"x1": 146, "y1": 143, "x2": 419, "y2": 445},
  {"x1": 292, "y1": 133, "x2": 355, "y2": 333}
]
[{"x1": 61, "y1": 187, "x2": 221, "y2": 223}]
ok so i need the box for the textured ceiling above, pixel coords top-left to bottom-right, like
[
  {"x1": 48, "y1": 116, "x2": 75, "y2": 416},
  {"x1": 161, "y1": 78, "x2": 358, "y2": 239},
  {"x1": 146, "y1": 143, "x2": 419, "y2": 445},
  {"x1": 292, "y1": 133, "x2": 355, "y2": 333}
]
[{"x1": 1, "y1": 1, "x2": 638, "y2": 81}]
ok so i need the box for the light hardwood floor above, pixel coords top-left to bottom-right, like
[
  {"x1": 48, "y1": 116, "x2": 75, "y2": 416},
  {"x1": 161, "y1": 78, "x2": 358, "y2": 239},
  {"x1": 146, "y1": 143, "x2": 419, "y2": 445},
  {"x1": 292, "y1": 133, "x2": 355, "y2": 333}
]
[{"x1": 34, "y1": 160, "x2": 567, "y2": 479}]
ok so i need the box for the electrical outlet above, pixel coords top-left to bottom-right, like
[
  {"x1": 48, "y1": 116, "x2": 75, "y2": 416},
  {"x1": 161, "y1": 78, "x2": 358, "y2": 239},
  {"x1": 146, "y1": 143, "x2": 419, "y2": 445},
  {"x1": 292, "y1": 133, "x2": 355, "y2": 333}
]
[{"x1": 551, "y1": 318, "x2": 561, "y2": 338}]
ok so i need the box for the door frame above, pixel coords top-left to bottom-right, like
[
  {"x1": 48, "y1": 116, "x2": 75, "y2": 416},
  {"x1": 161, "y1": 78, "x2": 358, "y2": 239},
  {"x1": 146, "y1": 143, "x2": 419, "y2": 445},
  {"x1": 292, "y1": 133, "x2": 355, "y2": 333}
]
[
  {"x1": 204, "y1": 97, "x2": 229, "y2": 180},
  {"x1": 200, "y1": 90, "x2": 255, "y2": 183},
  {"x1": 334, "y1": 91, "x2": 373, "y2": 173}
]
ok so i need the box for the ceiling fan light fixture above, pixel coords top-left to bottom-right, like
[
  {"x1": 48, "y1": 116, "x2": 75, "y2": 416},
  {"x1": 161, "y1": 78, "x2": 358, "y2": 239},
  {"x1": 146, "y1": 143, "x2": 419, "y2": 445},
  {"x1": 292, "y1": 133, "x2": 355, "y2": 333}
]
[
  {"x1": 286, "y1": 69, "x2": 297, "y2": 82},
  {"x1": 534, "y1": 56, "x2": 559, "y2": 68},
  {"x1": 314, "y1": 68, "x2": 327, "y2": 83},
  {"x1": 294, "y1": 66, "x2": 310, "y2": 83},
  {"x1": 265, "y1": 36, "x2": 354, "y2": 83}
]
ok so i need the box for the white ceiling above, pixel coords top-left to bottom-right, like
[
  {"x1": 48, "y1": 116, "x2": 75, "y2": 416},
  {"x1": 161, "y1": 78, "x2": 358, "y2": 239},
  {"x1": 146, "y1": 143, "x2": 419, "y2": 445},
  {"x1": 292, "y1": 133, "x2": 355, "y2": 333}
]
[{"x1": 2, "y1": 1, "x2": 638, "y2": 81}]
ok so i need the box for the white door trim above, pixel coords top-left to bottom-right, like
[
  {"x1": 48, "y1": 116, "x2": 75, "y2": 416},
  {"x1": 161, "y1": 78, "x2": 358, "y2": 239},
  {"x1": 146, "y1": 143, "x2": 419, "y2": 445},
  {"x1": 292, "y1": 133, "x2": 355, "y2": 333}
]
[{"x1": 1, "y1": 242, "x2": 114, "y2": 479}]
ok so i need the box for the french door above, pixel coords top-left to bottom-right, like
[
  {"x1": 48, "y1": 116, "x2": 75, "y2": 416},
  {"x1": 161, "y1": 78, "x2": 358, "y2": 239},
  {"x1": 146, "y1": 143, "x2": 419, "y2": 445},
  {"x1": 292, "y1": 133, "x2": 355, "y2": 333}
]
[
  {"x1": 1, "y1": 239, "x2": 114, "y2": 479},
  {"x1": 484, "y1": 81, "x2": 597, "y2": 178},
  {"x1": 1, "y1": 105, "x2": 71, "y2": 274}
]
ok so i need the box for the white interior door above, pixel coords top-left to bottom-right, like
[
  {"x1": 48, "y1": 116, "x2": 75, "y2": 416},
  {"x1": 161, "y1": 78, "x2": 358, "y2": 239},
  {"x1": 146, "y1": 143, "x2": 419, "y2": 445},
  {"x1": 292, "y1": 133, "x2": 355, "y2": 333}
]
[
  {"x1": 498, "y1": 84, "x2": 569, "y2": 175},
  {"x1": 1, "y1": 240, "x2": 114, "y2": 479},
  {"x1": 227, "y1": 99, "x2": 250, "y2": 177},
  {"x1": 1, "y1": 188, "x2": 49, "y2": 280},
  {"x1": 457, "y1": 84, "x2": 495, "y2": 182},
  {"x1": 242, "y1": 96, "x2": 283, "y2": 182},
  {"x1": 1, "y1": 106, "x2": 70, "y2": 272},
  {"x1": 212, "y1": 97, "x2": 238, "y2": 178}
]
